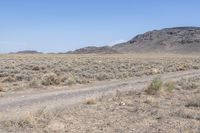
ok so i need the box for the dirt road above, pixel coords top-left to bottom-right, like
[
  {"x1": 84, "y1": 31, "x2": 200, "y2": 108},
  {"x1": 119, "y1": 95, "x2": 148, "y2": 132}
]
[{"x1": 1, "y1": 69, "x2": 200, "y2": 120}]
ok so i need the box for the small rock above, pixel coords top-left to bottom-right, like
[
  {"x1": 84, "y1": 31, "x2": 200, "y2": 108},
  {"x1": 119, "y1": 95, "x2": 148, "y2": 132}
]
[{"x1": 119, "y1": 102, "x2": 126, "y2": 106}]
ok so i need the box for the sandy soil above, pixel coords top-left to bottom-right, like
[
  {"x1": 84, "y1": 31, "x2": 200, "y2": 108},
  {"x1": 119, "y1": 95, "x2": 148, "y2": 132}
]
[
  {"x1": 1, "y1": 54, "x2": 200, "y2": 133},
  {"x1": 1, "y1": 69, "x2": 200, "y2": 132}
]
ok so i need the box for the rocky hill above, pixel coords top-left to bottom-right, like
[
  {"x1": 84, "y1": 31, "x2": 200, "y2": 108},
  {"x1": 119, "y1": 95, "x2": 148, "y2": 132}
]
[
  {"x1": 67, "y1": 46, "x2": 119, "y2": 54},
  {"x1": 112, "y1": 27, "x2": 200, "y2": 53}
]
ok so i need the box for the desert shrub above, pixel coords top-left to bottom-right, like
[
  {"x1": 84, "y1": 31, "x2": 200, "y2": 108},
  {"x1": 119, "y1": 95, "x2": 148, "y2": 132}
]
[
  {"x1": 0, "y1": 82, "x2": 3, "y2": 92},
  {"x1": 2, "y1": 54, "x2": 200, "y2": 92},
  {"x1": 146, "y1": 77, "x2": 163, "y2": 95},
  {"x1": 16, "y1": 113, "x2": 37, "y2": 128},
  {"x1": 60, "y1": 73, "x2": 77, "y2": 86},
  {"x1": 86, "y1": 98, "x2": 96, "y2": 105},
  {"x1": 96, "y1": 72, "x2": 111, "y2": 81},
  {"x1": 185, "y1": 95, "x2": 200, "y2": 107},
  {"x1": 29, "y1": 78, "x2": 40, "y2": 88},
  {"x1": 164, "y1": 81, "x2": 175, "y2": 92},
  {"x1": 80, "y1": 71, "x2": 94, "y2": 79},
  {"x1": 192, "y1": 65, "x2": 199, "y2": 69},
  {"x1": 174, "y1": 109, "x2": 200, "y2": 121},
  {"x1": 0, "y1": 72, "x2": 9, "y2": 77},
  {"x1": 121, "y1": 72, "x2": 129, "y2": 79},
  {"x1": 2, "y1": 76, "x2": 15, "y2": 83},
  {"x1": 32, "y1": 66, "x2": 40, "y2": 71},
  {"x1": 177, "y1": 80, "x2": 198, "y2": 90},
  {"x1": 42, "y1": 73, "x2": 60, "y2": 86},
  {"x1": 177, "y1": 64, "x2": 189, "y2": 71},
  {"x1": 76, "y1": 78, "x2": 90, "y2": 84},
  {"x1": 66, "y1": 76, "x2": 76, "y2": 86},
  {"x1": 15, "y1": 74, "x2": 27, "y2": 81}
]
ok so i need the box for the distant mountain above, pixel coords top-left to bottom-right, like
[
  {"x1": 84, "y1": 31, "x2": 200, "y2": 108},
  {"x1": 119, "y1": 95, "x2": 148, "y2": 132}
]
[
  {"x1": 112, "y1": 27, "x2": 200, "y2": 53},
  {"x1": 67, "y1": 46, "x2": 119, "y2": 54},
  {"x1": 15, "y1": 50, "x2": 43, "y2": 54},
  {"x1": 14, "y1": 27, "x2": 200, "y2": 54}
]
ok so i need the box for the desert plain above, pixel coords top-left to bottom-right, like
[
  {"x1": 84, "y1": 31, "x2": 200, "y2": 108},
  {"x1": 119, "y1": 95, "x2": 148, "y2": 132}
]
[{"x1": 1, "y1": 54, "x2": 200, "y2": 132}]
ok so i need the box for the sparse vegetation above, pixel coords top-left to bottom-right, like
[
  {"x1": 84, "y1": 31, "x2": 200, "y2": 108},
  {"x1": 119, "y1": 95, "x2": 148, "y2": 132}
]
[
  {"x1": 164, "y1": 81, "x2": 175, "y2": 92},
  {"x1": 85, "y1": 98, "x2": 97, "y2": 105},
  {"x1": 42, "y1": 72, "x2": 60, "y2": 86},
  {"x1": 186, "y1": 95, "x2": 200, "y2": 107},
  {"x1": 0, "y1": 84, "x2": 4, "y2": 97},
  {"x1": 146, "y1": 77, "x2": 163, "y2": 95},
  {"x1": 20, "y1": 113, "x2": 37, "y2": 128},
  {"x1": 66, "y1": 74, "x2": 76, "y2": 86},
  {"x1": 29, "y1": 78, "x2": 40, "y2": 88},
  {"x1": 0, "y1": 82, "x2": 3, "y2": 92},
  {"x1": 0, "y1": 54, "x2": 200, "y2": 92},
  {"x1": 2, "y1": 77, "x2": 200, "y2": 132}
]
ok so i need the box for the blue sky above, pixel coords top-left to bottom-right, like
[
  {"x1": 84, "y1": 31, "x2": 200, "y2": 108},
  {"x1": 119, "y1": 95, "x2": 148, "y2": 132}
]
[{"x1": 0, "y1": 0, "x2": 200, "y2": 53}]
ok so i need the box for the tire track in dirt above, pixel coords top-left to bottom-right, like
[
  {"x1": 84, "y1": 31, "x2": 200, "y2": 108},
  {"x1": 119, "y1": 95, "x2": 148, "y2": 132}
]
[{"x1": 1, "y1": 69, "x2": 200, "y2": 120}]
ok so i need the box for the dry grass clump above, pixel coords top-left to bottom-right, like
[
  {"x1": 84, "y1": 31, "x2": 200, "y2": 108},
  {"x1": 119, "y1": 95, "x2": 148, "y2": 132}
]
[
  {"x1": 29, "y1": 78, "x2": 41, "y2": 88},
  {"x1": 0, "y1": 82, "x2": 4, "y2": 92},
  {"x1": 2, "y1": 76, "x2": 15, "y2": 83},
  {"x1": 85, "y1": 98, "x2": 97, "y2": 105},
  {"x1": 0, "y1": 84, "x2": 3, "y2": 92},
  {"x1": 59, "y1": 74, "x2": 77, "y2": 86},
  {"x1": 42, "y1": 73, "x2": 60, "y2": 86},
  {"x1": 18, "y1": 113, "x2": 37, "y2": 128},
  {"x1": 177, "y1": 78, "x2": 199, "y2": 90},
  {"x1": 146, "y1": 78, "x2": 176, "y2": 95},
  {"x1": 164, "y1": 81, "x2": 176, "y2": 92},
  {"x1": 66, "y1": 75, "x2": 76, "y2": 86},
  {"x1": 185, "y1": 95, "x2": 200, "y2": 108},
  {"x1": 146, "y1": 77, "x2": 163, "y2": 95},
  {"x1": 96, "y1": 72, "x2": 111, "y2": 81}
]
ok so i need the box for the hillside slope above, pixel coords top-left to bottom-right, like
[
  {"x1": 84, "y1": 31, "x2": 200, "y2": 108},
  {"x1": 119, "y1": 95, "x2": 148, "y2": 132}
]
[
  {"x1": 67, "y1": 46, "x2": 119, "y2": 54},
  {"x1": 113, "y1": 27, "x2": 200, "y2": 53}
]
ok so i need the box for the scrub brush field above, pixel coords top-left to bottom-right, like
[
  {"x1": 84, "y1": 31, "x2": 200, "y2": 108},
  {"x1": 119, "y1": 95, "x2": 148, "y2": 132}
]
[{"x1": 1, "y1": 54, "x2": 200, "y2": 92}]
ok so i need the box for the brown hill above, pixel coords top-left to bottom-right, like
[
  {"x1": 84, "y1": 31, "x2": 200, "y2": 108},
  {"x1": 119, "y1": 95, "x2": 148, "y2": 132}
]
[
  {"x1": 67, "y1": 46, "x2": 119, "y2": 54},
  {"x1": 112, "y1": 27, "x2": 200, "y2": 53},
  {"x1": 15, "y1": 50, "x2": 43, "y2": 54}
]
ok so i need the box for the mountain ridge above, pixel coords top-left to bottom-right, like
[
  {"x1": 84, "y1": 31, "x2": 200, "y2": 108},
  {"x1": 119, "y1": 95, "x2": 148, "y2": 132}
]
[
  {"x1": 112, "y1": 27, "x2": 200, "y2": 53},
  {"x1": 69, "y1": 26, "x2": 200, "y2": 54}
]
